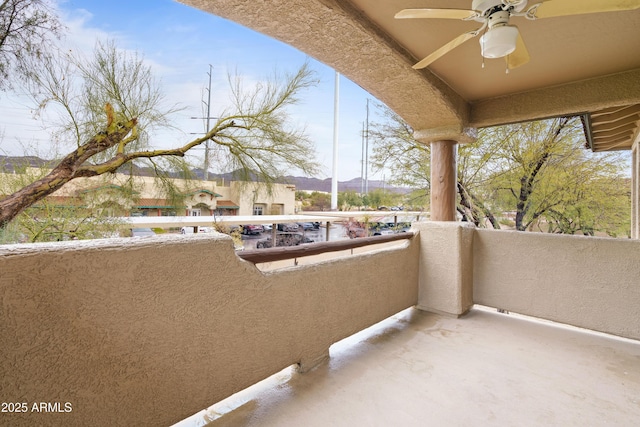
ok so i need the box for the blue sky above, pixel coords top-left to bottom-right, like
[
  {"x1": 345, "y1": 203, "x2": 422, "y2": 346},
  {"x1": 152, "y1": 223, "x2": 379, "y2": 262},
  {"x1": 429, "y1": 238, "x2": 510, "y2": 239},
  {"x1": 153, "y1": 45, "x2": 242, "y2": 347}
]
[{"x1": 0, "y1": 0, "x2": 385, "y2": 180}]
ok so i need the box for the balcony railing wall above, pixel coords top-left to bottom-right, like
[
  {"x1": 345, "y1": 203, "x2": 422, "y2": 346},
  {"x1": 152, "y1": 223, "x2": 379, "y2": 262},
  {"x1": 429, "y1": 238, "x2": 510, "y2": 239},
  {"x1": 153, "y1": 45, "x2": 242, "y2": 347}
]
[
  {"x1": 473, "y1": 229, "x2": 640, "y2": 340},
  {"x1": 0, "y1": 234, "x2": 419, "y2": 426},
  {"x1": 2, "y1": 225, "x2": 639, "y2": 426}
]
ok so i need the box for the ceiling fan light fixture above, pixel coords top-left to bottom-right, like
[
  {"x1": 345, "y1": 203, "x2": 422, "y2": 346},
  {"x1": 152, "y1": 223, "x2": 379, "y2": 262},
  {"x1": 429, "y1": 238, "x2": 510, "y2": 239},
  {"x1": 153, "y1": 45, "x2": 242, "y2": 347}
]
[{"x1": 479, "y1": 25, "x2": 519, "y2": 58}]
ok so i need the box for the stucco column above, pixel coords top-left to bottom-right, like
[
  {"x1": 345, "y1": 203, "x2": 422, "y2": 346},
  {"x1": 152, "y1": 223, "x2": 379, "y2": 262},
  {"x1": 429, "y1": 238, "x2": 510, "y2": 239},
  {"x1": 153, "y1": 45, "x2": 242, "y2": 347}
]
[
  {"x1": 632, "y1": 140, "x2": 639, "y2": 239},
  {"x1": 430, "y1": 140, "x2": 457, "y2": 221},
  {"x1": 414, "y1": 221, "x2": 475, "y2": 317}
]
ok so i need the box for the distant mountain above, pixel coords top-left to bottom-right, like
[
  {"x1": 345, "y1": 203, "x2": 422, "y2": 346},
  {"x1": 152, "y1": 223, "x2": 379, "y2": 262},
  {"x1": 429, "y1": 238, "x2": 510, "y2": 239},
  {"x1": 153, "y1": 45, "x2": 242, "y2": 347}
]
[
  {"x1": 0, "y1": 155, "x2": 51, "y2": 171},
  {"x1": 1, "y1": 156, "x2": 412, "y2": 193},
  {"x1": 208, "y1": 172, "x2": 410, "y2": 193},
  {"x1": 277, "y1": 175, "x2": 411, "y2": 194}
]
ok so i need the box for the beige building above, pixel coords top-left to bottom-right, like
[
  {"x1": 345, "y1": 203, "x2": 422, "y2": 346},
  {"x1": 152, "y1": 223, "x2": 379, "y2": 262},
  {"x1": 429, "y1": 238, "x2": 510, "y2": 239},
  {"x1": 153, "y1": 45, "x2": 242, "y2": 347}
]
[{"x1": 0, "y1": 169, "x2": 297, "y2": 218}]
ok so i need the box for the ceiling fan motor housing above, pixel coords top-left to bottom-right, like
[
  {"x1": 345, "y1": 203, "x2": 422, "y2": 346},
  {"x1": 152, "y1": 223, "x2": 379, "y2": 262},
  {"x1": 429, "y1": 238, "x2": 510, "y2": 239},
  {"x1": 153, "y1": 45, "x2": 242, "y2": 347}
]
[
  {"x1": 486, "y1": 10, "x2": 511, "y2": 27},
  {"x1": 472, "y1": 0, "x2": 527, "y2": 16}
]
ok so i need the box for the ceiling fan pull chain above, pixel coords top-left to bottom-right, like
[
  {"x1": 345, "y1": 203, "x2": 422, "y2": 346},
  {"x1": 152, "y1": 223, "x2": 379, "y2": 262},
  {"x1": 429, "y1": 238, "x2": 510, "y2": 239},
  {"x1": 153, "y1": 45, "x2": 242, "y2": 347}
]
[{"x1": 482, "y1": 30, "x2": 486, "y2": 68}]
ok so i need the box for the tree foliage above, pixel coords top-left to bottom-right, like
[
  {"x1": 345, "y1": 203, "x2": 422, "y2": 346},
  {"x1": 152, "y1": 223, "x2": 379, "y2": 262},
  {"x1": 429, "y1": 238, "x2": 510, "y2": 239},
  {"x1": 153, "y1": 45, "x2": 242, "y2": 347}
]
[
  {"x1": 485, "y1": 117, "x2": 629, "y2": 234},
  {"x1": 0, "y1": 38, "x2": 320, "y2": 228},
  {"x1": 369, "y1": 103, "x2": 430, "y2": 190},
  {"x1": 361, "y1": 188, "x2": 403, "y2": 210},
  {"x1": 0, "y1": 0, "x2": 63, "y2": 90},
  {"x1": 456, "y1": 135, "x2": 507, "y2": 228},
  {"x1": 0, "y1": 164, "x2": 129, "y2": 242},
  {"x1": 296, "y1": 189, "x2": 408, "y2": 212},
  {"x1": 338, "y1": 190, "x2": 363, "y2": 211},
  {"x1": 303, "y1": 191, "x2": 331, "y2": 211}
]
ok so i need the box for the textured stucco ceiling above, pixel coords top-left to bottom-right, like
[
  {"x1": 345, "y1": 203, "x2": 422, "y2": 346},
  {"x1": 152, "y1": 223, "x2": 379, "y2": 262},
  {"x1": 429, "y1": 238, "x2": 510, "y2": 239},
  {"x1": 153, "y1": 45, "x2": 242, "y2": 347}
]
[{"x1": 179, "y1": 0, "x2": 640, "y2": 147}]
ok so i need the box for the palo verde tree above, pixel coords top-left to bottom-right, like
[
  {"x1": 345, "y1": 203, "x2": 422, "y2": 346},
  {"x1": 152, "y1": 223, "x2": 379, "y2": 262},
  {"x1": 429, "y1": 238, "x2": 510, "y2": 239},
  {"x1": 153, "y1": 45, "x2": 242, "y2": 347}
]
[
  {"x1": 456, "y1": 137, "x2": 505, "y2": 228},
  {"x1": 0, "y1": 0, "x2": 63, "y2": 90},
  {"x1": 369, "y1": 103, "x2": 432, "y2": 211},
  {"x1": 369, "y1": 103, "x2": 430, "y2": 191},
  {"x1": 487, "y1": 118, "x2": 630, "y2": 234},
  {"x1": 540, "y1": 162, "x2": 630, "y2": 237},
  {"x1": 486, "y1": 118, "x2": 578, "y2": 230},
  {"x1": 0, "y1": 40, "x2": 320, "y2": 229}
]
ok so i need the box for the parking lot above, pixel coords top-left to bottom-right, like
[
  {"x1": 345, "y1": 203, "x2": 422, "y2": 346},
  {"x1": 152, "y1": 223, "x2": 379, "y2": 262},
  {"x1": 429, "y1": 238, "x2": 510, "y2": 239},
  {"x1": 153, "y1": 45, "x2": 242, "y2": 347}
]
[{"x1": 240, "y1": 224, "x2": 348, "y2": 251}]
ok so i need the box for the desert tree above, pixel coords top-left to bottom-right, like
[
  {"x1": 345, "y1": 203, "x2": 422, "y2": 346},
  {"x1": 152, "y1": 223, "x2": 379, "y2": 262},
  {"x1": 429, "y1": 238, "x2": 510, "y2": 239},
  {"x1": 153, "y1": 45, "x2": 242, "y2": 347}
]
[
  {"x1": 477, "y1": 117, "x2": 629, "y2": 233},
  {"x1": 369, "y1": 103, "x2": 432, "y2": 212},
  {"x1": 456, "y1": 136, "x2": 507, "y2": 228},
  {"x1": 369, "y1": 103, "x2": 430, "y2": 190},
  {"x1": 0, "y1": 0, "x2": 63, "y2": 91},
  {"x1": 543, "y1": 165, "x2": 630, "y2": 237},
  {"x1": 337, "y1": 190, "x2": 364, "y2": 211},
  {"x1": 0, "y1": 39, "x2": 320, "y2": 229}
]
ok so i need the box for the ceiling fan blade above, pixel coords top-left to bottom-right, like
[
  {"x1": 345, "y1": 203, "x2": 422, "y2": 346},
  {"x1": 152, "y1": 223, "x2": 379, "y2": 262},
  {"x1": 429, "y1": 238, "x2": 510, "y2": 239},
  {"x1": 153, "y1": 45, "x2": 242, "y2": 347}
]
[
  {"x1": 531, "y1": 0, "x2": 640, "y2": 19},
  {"x1": 506, "y1": 32, "x2": 530, "y2": 69},
  {"x1": 412, "y1": 31, "x2": 479, "y2": 69},
  {"x1": 395, "y1": 8, "x2": 478, "y2": 20}
]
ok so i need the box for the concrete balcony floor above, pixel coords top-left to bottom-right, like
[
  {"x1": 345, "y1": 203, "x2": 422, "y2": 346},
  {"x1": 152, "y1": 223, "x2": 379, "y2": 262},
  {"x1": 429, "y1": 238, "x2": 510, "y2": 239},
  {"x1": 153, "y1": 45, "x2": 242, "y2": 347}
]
[{"x1": 183, "y1": 307, "x2": 640, "y2": 426}]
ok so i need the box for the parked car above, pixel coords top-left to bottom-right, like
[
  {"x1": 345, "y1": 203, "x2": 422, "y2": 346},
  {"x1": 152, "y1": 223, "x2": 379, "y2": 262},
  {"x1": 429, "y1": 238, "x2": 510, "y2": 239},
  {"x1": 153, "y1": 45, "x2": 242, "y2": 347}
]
[
  {"x1": 372, "y1": 227, "x2": 394, "y2": 236},
  {"x1": 131, "y1": 228, "x2": 156, "y2": 238},
  {"x1": 347, "y1": 226, "x2": 368, "y2": 239},
  {"x1": 297, "y1": 222, "x2": 315, "y2": 231},
  {"x1": 256, "y1": 233, "x2": 313, "y2": 248},
  {"x1": 180, "y1": 226, "x2": 212, "y2": 234},
  {"x1": 371, "y1": 223, "x2": 411, "y2": 236},
  {"x1": 345, "y1": 219, "x2": 369, "y2": 239},
  {"x1": 277, "y1": 223, "x2": 299, "y2": 232},
  {"x1": 242, "y1": 224, "x2": 264, "y2": 235}
]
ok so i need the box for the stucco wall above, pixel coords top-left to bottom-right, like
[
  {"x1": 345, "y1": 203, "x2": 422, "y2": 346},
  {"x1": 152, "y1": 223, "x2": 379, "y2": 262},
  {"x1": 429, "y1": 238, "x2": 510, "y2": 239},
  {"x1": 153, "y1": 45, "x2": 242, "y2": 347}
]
[
  {"x1": 473, "y1": 229, "x2": 640, "y2": 340},
  {"x1": 0, "y1": 234, "x2": 418, "y2": 426}
]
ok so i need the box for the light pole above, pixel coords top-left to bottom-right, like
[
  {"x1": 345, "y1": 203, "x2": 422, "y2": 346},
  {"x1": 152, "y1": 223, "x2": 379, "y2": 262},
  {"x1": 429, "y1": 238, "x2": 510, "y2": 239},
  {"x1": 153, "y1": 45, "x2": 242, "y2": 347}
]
[
  {"x1": 190, "y1": 65, "x2": 218, "y2": 181},
  {"x1": 331, "y1": 71, "x2": 340, "y2": 211},
  {"x1": 204, "y1": 65, "x2": 212, "y2": 180}
]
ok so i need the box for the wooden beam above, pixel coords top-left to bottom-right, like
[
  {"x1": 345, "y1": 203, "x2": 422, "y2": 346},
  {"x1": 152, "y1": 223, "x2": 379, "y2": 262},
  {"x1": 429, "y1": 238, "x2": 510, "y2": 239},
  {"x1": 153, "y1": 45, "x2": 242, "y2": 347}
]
[
  {"x1": 237, "y1": 232, "x2": 414, "y2": 264},
  {"x1": 430, "y1": 140, "x2": 457, "y2": 221}
]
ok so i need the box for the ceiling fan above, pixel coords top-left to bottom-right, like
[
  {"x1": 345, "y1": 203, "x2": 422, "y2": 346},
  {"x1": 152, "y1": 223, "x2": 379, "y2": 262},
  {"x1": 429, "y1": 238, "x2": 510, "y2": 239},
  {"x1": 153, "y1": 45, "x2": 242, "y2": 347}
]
[{"x1": 395, "y1": 0, "x2": 640, "y2": 70}]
